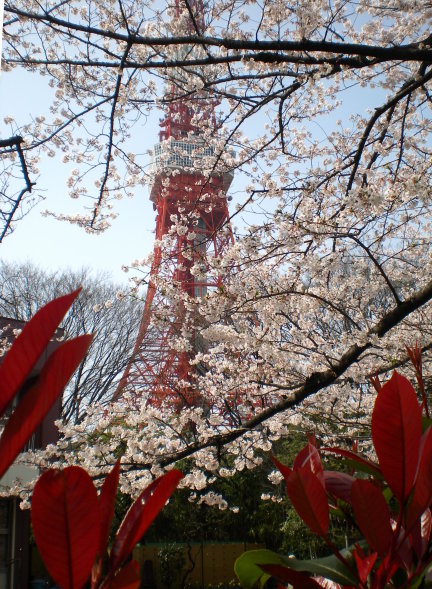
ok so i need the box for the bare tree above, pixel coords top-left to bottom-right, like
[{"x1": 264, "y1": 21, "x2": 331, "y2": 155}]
[{"x1": 0, "y1": 260, "x2": 143, "y2": 423}]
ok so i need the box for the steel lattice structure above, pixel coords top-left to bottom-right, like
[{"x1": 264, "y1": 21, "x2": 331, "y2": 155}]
[{"x1": 114, "y1": 1, "x2": 233, "y2": 409}]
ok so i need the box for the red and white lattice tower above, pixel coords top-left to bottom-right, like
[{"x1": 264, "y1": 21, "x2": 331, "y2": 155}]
[{"x1": 114, "y1": 1, "x2": 233, "y2": 409}]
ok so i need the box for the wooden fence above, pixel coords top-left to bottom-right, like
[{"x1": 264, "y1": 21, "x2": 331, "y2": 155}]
[{"x1": 133, "y1": 542, "x2": 264, "y2": 589}]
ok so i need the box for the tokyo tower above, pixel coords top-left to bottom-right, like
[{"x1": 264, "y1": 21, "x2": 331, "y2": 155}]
[{"x1": 114, "y1": 0, "x2": 233, "y2": 409}]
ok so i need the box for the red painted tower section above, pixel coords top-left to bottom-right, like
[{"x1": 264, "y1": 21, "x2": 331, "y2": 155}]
[{"x1": 114, "y1": 0, "x2": 233, "y2": 408}]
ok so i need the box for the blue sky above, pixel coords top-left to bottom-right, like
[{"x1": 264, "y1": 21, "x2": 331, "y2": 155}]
[
  {"x1": 0, "y1": 40, "x2": 382, "y2": 288},
  {"x1": 0, "y1": 61, "x2": 250, "y2": 286},
  {"x1": 0, "y1": 68, "x2": 160, "y2": 285}
]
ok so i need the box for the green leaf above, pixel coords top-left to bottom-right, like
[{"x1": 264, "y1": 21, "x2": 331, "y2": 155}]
[
  {"x1": 329, "y1": 504, "x2": 346, "y2": 518},
  {"x1": 382, "y1": 486, "x2": 393, "y2": 502},
  {"x1": 235, "y1": 549, "x2": 284, "y2": 589},
  {"x1": 286, "y1": 551, "x2": 357, "y2": 586},
  {"x1": 422, "y1": 416, "x2": 432, "y2": 434},
  {"x1": 235, "y1": 548, "x2": 357, "y2": 589},
  {"x1": 407, "y1": 573, "x2": 426, "y2": 589},
  {"x1": 344, "y1": 458, "x2": 384, "y2": 478}
]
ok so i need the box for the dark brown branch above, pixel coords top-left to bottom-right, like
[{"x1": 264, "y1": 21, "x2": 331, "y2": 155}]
[
  {"x1": 0, "y1": 135, "x2": 23, "y2": 149},
  {"x1": 345, "y1": 66, "x2": 432, "y2": 194},
  {"x1": 115, "y1": 277, "x2": 432, "y2": 474},
  {"x1": 368, "y1": 341, "x2": 432, "y2": 378},
  {"x1": 5, "y1": 6, "x2": 432, "y2": 63},
  {"x1": 230, "y1": 288, "x2": 361, "y2": 330},
  {"x1": 3, "y1": 52, "x2": 380, "y2": 70},
  {"x1": 394, "y1": 94, "x2": 411, "y2": 179},
  {"x1": 347, "y1": 235, "x2": 401, "y2": 305},
  {"x1": 0, "y1": 136, "x2": 36, "y2": 242},
  {"x1": 90, "y1": 43, "x2": 132, "y2": 228}
]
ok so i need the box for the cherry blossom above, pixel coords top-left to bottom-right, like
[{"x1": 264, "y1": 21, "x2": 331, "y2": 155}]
[{"x1": 3, "y1": 1, "x2": 432, "y2": 501}]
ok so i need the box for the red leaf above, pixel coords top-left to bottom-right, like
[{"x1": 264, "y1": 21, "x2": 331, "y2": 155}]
[
  {"x1": 272, "y1": 455, "x2": 292, "y2": 479},
  {"x1": 352, "y1": 547, "x2": 377, "y2": 585},
  {"x1": 421, "y1": 508, "x2": 432, "y2": 543},
  {"x1": 92, "y1": 460, "x2": 121, "y2": 589},
  {"x1": 406, "y1": 342, "x2": 422, "y2": 375},
  {"x1": 373, "y1": 555, "x2": 399, "y2": 589},
  {"x1": 260, "y1": 564, "x2": 323, "y2": 589},
  {"x1": 98, "y1": 459, "x2": 121, "y2": 557},
  {"x1": 31, "y1": 466, "x2": 100, "y2": 589},
  {"x1": 323, "y1": 471, "x2": 354, "y2": 503},
  {"x1": 371, "y1": 372, "x2": 422, "y2": 501},
  {"x1": 106, "y1": 561, "x2": 140, "y2": 589},
  {"x1": 410, "y1": 509, "x2": 432, "y2": 561},
  {"x1": 321, "y1": 447, "x2": 381, "y2": 476},
  {"x1": 109, "y1": 470, "x2": 183, "y2": 571},
  {"x1": 293, "y1": 442, "x2": 324, "y2": 484},
  {"x1": 0, "y1": 335, "x2": 93, "y2": 479},
  {"x1": 286, "y1": 468, "x2": 329, "y2": 536},
  {"x1": 0, "y1": 289, "x2": 80, "y2": 417},
  {"x1": 406, "y1": 428, "x2": 432, "y2": 530},
  {"x1": 351, "y1": 480, "x2": 393, "y2": 556},
  {"x1": 369, "y1": 375, "x2": 381, "y2": 393}
]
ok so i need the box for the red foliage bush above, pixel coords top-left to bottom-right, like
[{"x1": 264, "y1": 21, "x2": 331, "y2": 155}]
[
  {"x1": 0, "y1": 291, "x2": 182, "y2": 589},
  {"x1": 236, "y1": 352, "x2": 432, "y2": 588}
]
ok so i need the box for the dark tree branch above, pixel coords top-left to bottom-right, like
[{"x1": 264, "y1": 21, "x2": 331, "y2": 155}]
[
  {"x1": 106, "y1": 277, "x2": 432, "y2": 475},
  {"x1": 5, "y1": 5, "x2": 432, "y2": 63},
  {"x1": 345, "y1": 65, "x2": 432, "y2": 195},
  {"x1": 0, "y1": 136, "x2": 36, "y2": 242},
  {"x1": 90, "y1": 43, "x2": 132, "y2": 228}
]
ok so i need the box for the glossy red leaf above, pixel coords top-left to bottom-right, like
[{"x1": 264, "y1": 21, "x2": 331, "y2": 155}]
[
  {"x1": 0, "y1": 335, "x2": 93, "y2": 479},
  {"x1": 352, "y1": 547, "x2": 377, "y2": 585},
  {"x1": 106, "y1": 561, "x2": 140, "y2": 589},
  {"x1": 260, "y1": 564, "x2": 323, "y2": 589},
  {"x1": 396, "y1": 529, "x2": 413, "y2": 571},
  {"x1": 109, "y1": 469, "x2": 183, "y2": 571},
  {"x1": 406, "y1": 428, "x2": 432, "y2": 530},
  {"x1": 409, "y1": 512, "x2": 426, "y2": 561},
  {"x1": 323, "y1": 471, "x2": 354, "y2": 503},
  {"x1": 351, "y1": 479, "x2": 393, "y2": 556},
  {"x1": 92, "y1": 460, "x2": 122, "y2": 589},
  {"x1": 293, "y1": 442, "x2": 324, "y2": 484},
  {"x1": 421, "y1": 508, "x2": 432, "y2": 542},
  {"x1": 272, "y1": 455, "x2": 292, "y2": 479},
  {"x1": 0, "y1": 289, "x2": 80, "y2": 417},
  {"x1": 286, "y1": 468, "x2": 329, "y2": 536},
  {"x1": 371, "y1": 372, "x2": 422, "y2": 501},
  {"x1": 314, "y1": 578, "x2": 344, "y2": 589},
  {"x1": 31, "y1": 466, "x2": 100, "y2": 589},
  {"x1": 411, "y1": 509, "x2": 432, "y2": 561},
  {"x1": 98, "y1": 459, "x2": 121, "y2": 557},
  {"x1": 373, "y1": 555, "x2": 399, "y2": 589},
  {"x1": 406, "y1": 342, "x2": 422, "y2": 371}
]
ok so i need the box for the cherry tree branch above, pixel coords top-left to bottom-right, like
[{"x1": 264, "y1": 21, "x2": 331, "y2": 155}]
[
  {"x1": 5, "y1": 5, "x2": 432, "y2": 64},
  {"x1": 0, "y1": 136, "x2": 36, "y2": 242},
  {"x1": 117, "y1": 277, "x2": 432, "y2": 473}
]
